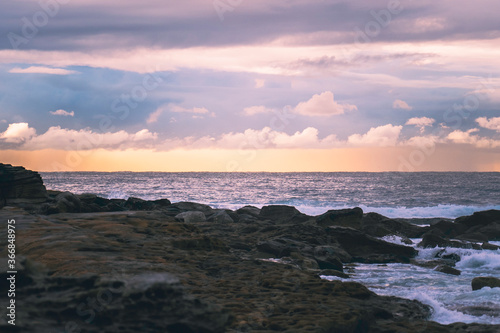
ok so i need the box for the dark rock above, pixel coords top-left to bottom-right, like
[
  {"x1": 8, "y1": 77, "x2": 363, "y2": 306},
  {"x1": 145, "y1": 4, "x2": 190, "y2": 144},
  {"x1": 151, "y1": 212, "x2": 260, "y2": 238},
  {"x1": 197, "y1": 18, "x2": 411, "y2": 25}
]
[
  {"x1": 259, "y1": 205, "x2": 310, "y2": 223},
  {"x1": 418, "y1": 233, "x2": 480, "y2": 249},
  {"x1": 456, "y1": 210, "x2": 500, "y2": 228},
  {"x1": 320, "y1": 269, "x2": 350, "y2": 279},
  {"x1": 313, "y1": 246, "x2": 344, "y2": 271},
  {"x1": 429, "y1": 219, "x2": 467, "y2": 238},
  {"x1": 256, "y1": 238, "x2": 304, "y2": 257},
  {"x1": 208, "y1": 210, "x2": 234, "y2": 224},
  {"x1": 175, "y1": 211, "x2": 206, "y2": 222},
  {"x1": 55, "y1": 191, "x2": 82, "y2": 213},
  {"x1": 0, "y1": 257, "x2": 229, "y2": 332},
  {"x1": 327, "y1": 227, "x2": 418, "y2": 263},
  {"x1": 236, "y1": 205, "x2": 261, "y2": 217},
  {"x1": 172, "y1": 236, "x2": 228, "y2": 252},
  {"x1": 316, "y1": 207, "x2": 363, "y2": 227},
  {"x1": 0, "y1": 163, "x2": 47, "y2": 208},
  {"x1": 434, "y1": 265, "x2": 461, "y2": 276},
  {"x1": 482, "y1": 242, "x2": 500, "y2": 250},
  {"x1": 170, "y1": 201, "x2": 214, "y2": 215},
  {"x1": 125, "y1": 197, "x2": 156, "y2": 210},
  {"x1": 361, "y1": 212, "x2": 425, "y2": 238},
  {"x1": 471, "y1": 276, "x2": 500, "y2": 291}
]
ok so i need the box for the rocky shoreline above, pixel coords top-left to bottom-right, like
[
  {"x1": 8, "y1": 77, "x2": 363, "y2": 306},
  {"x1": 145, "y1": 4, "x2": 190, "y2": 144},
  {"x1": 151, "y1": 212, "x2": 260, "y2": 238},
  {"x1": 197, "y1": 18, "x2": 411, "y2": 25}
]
[{"x1": 1, "y1": 164, "x2": 500, "y2": 332}]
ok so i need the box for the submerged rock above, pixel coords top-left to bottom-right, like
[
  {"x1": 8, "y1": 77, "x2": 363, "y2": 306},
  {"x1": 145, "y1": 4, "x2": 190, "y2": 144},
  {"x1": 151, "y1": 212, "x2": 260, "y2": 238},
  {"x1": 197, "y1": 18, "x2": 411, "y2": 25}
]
[{"x1": 471, "y1": 277, "x2": 500, "y2": 291}]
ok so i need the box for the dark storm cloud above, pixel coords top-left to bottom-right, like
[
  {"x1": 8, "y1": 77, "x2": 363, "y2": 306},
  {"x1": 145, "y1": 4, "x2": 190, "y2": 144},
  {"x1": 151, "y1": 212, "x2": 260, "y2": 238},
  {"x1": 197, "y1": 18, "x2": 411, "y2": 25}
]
[{"x1": 1, "y1": 0, "x2": 499, "y2": 52}]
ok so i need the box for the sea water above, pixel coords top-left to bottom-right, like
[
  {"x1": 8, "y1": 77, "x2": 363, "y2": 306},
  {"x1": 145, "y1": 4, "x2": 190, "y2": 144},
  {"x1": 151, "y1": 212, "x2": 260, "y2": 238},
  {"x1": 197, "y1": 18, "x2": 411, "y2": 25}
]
[
  {"x1": 40, "y1": 172, "x2": 500, "y2": 325},
  {"x1": 323, "y1": 237, "x2": 500, "y2": 325},
  {"x1": 41, "y1": 172, "x2": 500, "y2": 219}
]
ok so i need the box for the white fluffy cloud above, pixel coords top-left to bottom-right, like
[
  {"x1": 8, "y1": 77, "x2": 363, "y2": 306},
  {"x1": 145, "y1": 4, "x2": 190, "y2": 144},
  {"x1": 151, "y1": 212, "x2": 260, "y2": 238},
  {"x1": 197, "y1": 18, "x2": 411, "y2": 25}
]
[
  {"x1": 50, "y1": 109, "x2": 75, "y2": 117},
  {"x1": 406, "y1": 117, "x2": 435, "y2": 132},
  {"x1": 0, "y1": 123, "x2": 158, "y2": 150},
  {"x1": 476, "y1": 117, "x2": 500, "y2": 132},
  {"x1": 447, "y1": 129, "x2": 500, "y2": 148},
  {"x1": 0, "y1": 123, "x2": 36, "y2": 143},
  {"x1": 348, "y1": 124, "x2": 403, "y2": 147},
  {"x1": 393, "y1": 99, "x2": 413, "y2": 110},
  {"x1": 293, "y1": 91, "x2": 357, "y2": 117}
]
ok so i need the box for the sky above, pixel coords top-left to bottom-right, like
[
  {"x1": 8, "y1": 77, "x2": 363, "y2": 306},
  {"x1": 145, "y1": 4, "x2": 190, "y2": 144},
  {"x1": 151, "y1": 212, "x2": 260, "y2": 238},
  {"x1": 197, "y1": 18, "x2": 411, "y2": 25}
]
[{"x1": 0, "y1": 0, "x2": 499, "y2": 171}]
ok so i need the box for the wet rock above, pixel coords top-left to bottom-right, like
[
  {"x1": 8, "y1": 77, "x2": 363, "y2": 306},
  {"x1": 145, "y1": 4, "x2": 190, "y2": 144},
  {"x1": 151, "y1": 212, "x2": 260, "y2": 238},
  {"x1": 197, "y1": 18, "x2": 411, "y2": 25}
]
[
  {"x1": 482, "y1": 242, "x2": 500, "y2": 250},
  {"x1": 320, "y1": 269, "x2": 350, "y2": 279},
  {"x1": 327, "y1": 227, "x2": 418, "y2": 263},
  {"x1": 259, "y1": 205, "x2": 310, "y2": 223},
  {"x1": 434, "y1": 264, "x2": 461, "y2": 276},
  {"x1": 471, "y1": 276, "x2": 500, "y2": 291},
  {"x1": 175, "y1": 211, "x2": 206, "y2": 222},
  {"x1": 316, "y1": 207, "x2": 363, "y2": 227},
  {"x1": 0, "y1": 163, "x2": 47, "y2": 207},
  {"x1": 125, "y1": 197, "x2": 156, "y2": 210},
  {"x1": 418, "y1": 233, "x2": 480, "y2": 249}
]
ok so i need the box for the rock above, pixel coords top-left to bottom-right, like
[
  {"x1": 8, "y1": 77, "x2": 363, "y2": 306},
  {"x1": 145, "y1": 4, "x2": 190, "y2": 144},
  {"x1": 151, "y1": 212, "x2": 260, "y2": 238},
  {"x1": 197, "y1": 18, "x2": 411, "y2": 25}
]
[
  {"x1": 125, "y1": 197, "x2": 156, "y2": 210},
  {"x1": 236, "y1": 205, "x2": 261, "y2": 217},
  {"x1": 471, "y1": 277, "x2": 500, "y2": 291},
  {"x1": 361, "y1": 212, "x2": 425, "y2": 238},
  {"x1": 418, "y1": 233, "x2": 480, "y2": 249},
  {"x1": 319, "y1": 269, "x2": 349, "y2": 279},
  {"x1": 316, "y1": 207, "x2": 363, "y2": 227},
  {"x1": 259, "y1": 205, "x2": 310, "y2": 223},
  {"x1": 256, "y1": 238, "x2": 304, "y2": 257},
  {"x1": 0, "y1": 163, "x2": 47, "y2": 207},
  {"x1": 0, "y1": 257, "x2": 229, "y2": 332},
  {"x1": 170, "y1": 201, "x2": 214, "y2": 215},
  {"x1": 482, "y1": 242, "x2": 500, "y2": 250},
  {"x1": 56, "y1": 191, "x2": 82, "y2": 213},
  {"x1": 175, "y1": 211, "x2": 206, "y2": 222},
  {"x1": 327, "y1": 227, "x2": 418, "y2": 263},
  {"x1": 312, "y1": 246, "x2": 344, "y2": 271},
  {"x1": 456, "y1": 210, "x2": 500, "y2": 228},
  {"x1": 208, "y1": 210, "x2": 234, "y2": 224},
  {"x1": 434, "y1": 265, "x2": 461, "y2": 276}
]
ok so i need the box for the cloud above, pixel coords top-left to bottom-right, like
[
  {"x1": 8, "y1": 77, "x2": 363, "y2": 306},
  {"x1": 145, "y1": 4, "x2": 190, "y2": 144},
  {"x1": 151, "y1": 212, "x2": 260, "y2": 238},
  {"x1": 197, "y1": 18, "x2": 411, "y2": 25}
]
[
  {"x1": 147, "y1": 104, "x2": 214, "y2": 123},
  {"x1": 447, "y1": 129, "x2": 500, "y2": 148},
  {"x1": 0, "y1": 123, "x2": 36, "y2": 143},
  {"x1": 243, "y1": 105, "x2": 275, "y2": 116},
  {"x1": 476, "y1": 117, "x2": 500, "y2": 132},
  {"x1": 406, "y1": 117, "x2": 435, "y2": 133},
  {"x1": 293, "y1": 91, "x2": 357, "y2": 117},
  {"x1": 0, "y1": 124, "x2": 158, "y2": 150},
  {"x1": 393, "y1": 99, "x2": 413, "y2": 110},
  {"x1": 348, "y1": 124, "x2": 403, "y2": 147},
  {"x1": 9, "y1": 66, "x2": 79, "y2": 75},
  {"x1": 50, "y1": 109, "x2": 75, "y2": 117}
]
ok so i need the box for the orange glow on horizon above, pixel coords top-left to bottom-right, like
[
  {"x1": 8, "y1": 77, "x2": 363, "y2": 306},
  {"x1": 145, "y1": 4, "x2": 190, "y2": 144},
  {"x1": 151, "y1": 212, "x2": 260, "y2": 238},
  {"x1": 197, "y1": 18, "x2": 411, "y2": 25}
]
[{"x1": 1, "y1": 146, "x2": 499, "y2": 172}]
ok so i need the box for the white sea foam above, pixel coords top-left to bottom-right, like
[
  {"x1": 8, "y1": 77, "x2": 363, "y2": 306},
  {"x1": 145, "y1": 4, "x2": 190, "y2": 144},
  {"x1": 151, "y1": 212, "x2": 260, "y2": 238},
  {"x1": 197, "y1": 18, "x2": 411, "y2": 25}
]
[{"x1": 456, "y1": 251, "x2": 500, "y2": 270}]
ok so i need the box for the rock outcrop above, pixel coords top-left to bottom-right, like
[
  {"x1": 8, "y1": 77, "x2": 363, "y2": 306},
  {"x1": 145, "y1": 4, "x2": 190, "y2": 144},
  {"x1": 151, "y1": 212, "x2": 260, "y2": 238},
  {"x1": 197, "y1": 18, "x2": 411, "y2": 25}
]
[{"x1": 0, "y1": 163, "x2": 47, "y2": 208}]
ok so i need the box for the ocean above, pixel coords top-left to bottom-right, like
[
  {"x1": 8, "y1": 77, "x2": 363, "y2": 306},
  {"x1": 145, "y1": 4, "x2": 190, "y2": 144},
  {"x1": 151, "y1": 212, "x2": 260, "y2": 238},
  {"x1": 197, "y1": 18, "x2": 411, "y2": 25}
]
[{"x1": 40, "y1": 171, "x2": 500, "y2": 325}]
